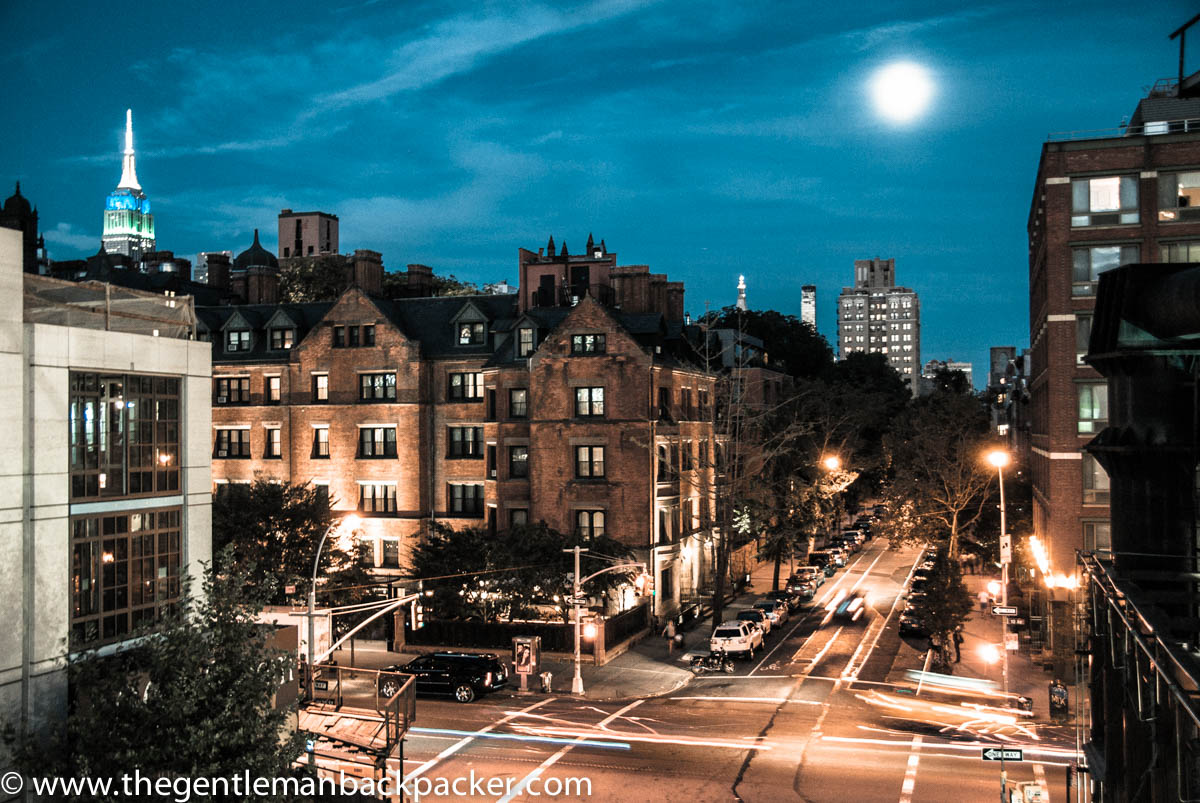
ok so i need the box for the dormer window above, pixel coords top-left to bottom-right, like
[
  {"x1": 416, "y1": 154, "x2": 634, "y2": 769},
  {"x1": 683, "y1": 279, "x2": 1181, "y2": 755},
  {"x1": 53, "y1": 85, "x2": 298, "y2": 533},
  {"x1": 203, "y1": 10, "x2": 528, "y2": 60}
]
[
  {"x1": 270, "y1": 328, "x2": 295, "y2": 350},
  {"x1": 226, "y1": 330, "x2": 250, "y2": 352},
  {"x1": 458, "y1": 322, "x2": 486, "y2": 345},
  {"x1": 517, "y1": 327, "x2": 535, "y2": 357}
]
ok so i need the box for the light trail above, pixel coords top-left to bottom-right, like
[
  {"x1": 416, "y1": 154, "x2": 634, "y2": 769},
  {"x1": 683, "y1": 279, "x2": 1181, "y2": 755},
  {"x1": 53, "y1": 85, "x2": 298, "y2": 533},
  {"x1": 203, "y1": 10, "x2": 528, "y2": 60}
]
[
  {"x1": 403, "y1": 698, "x2": 553, "y2": 785},
  {"x1": 667, "y1": 695, "x2": 821, "y2": 705},
  {"x1": 819, "y1": 734, "x2": 1080, "y2": 760},
  {"x1": 510, "y1": 725, "x2": 774, "y2": 751},
  {"x1": 408, "y1": 727, "x2": 630, "y2": 750}
]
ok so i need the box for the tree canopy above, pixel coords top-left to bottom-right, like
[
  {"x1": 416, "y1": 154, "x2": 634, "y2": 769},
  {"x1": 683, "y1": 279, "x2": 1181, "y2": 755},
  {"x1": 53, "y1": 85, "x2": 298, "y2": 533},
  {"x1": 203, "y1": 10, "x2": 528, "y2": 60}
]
[
  {"x1": 212, "y1": 479, "x2": 374, "y2": 607},
  {"x1": 705, "y1": 306, "x2": 834, "y2": 379},
  {"x1": 3, "y1": 558, "x2": 311, "y2": 802},
  {"x1": 412, "y1": 522, "x2": 635, "y2": 622}
]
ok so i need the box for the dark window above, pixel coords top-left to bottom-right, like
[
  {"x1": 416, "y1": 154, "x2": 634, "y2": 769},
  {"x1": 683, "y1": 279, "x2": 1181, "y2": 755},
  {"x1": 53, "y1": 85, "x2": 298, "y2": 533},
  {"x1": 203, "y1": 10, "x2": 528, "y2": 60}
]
[
  {"x1": 348, "y1": 326, "x2": 360, "y2": 347},
  {"x1": 270, "y1": 328, "x2": 294, "y2": 350},
  {"x1": 681, "y1": 441, "x2": 693, "y2": 471},
  {"x1": 510, "y1": 388, "x2": 528, "y2": 418},
  {"x1": 487, "y1": 444, "x2": 497, "y2": 478},
  {"x1": 1076, "y1": 314, "x2": 1093, "y2": 365},
  {"x1": 312, "y1": 428, "x2": 329, "y2": 458},
  {"x1": 657, "y1": 387, "x2": 672, "y2": 420},
  {"x1": 510, "y1": 508, "x2": 528, "y2": 528},
  {"x1": 358, "y1": 427, "x2": 397, "y2": 458},
  {"x1": 359, "y1": 484, "x2": 397, "y2": 514},
  {"x1": 448, "y1": 484, "x2": 484, "y2": 516},
  {"x1": 681, "y1": 389, "x2": 693, "y2": 419},
  {"x1": 571, "y1": 334, "x2": 606, "y2": 354},
  {"x1": 660, "y1": 566, "x2": 675, "y2": 601},
  {"x1": 448, "y1": 426, "x2": 483, "y2": 458},
  {"x1": 70, "y1": 508, "x2": 182, "y2": 649},
  {"x1": 215, "y1": 377, "x2": 249, "y2": 404},
  {"x1": 517, "y1": 327, "x2": 535, "y2": 357},
  {"x1": 333, "y1": 326, "x2": 345, "y2": 348},
  {"x1": 458, "y1": 322, "x2": 486, "y2": 345},
  {"x1": 266, "y1": 376, "x2": 281, "y2": 404},
  {"x1": 226, "y1": 330, "x2": 250, "y2": 352},
  {"x1": 359, "y1": 373, "x2": 397, "y2": 401},
  {"x1": 1071, "y1": 245, "x2": 1138, "y2": 296},
  {"x1": 1082, "y1": 454, "x2": 1110, "y2": 504},
  {"x1": 575, "y1": 387, "x2": 604, "y2": 417},
  {"x1": 448, "y1": 372, "x2": 483, "y2": 401},
  {"x1": 264, "y1": 428, "x2": 282, "y2": 459},
  {"x1": 313, "y1": 374, "x2": 328, "y2": 402},
  {"x1": 214, "y1": 429, "x2": 250, "y2": 458},
  {"x1": 509, "y1": 446, "x2": 529, "y2": 478},
  {"x1": 70, "y1": 373, "x2": 181, "y2": 500},
  {"x1": 575, "y1": 445, "x2": 605, "y2": 478},
  {"x1": 363, "y1": 325, "x2": 376, "y2": 346},
  {"x1": 576, "y1": 510, "x2": 605, "y2": 541},
  {"x1": 486, "y1": 389, "x2": 497, "y2": 421}
]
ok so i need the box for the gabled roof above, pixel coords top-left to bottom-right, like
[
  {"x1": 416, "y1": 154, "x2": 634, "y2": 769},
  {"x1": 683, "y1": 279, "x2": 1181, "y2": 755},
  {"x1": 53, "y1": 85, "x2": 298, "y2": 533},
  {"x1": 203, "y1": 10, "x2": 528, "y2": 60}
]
[
  {"x1": 372, "y1": 294, "x2": 519, "y2": 359},
  {"x1": 197, "y1": 302, "x2": 333, "y2": 364}
]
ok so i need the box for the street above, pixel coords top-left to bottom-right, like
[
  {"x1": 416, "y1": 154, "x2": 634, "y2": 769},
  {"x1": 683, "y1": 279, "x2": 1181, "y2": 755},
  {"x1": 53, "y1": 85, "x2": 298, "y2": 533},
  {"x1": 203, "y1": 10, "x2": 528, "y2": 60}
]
[{"x1": 390, "y1": 539, "x2": 1077, "y2": 801}]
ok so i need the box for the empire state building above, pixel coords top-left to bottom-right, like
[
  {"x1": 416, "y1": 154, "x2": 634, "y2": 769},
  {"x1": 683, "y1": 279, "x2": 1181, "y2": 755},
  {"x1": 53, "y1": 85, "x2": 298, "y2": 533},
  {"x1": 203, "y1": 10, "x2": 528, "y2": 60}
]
[{"x1": 101, "y1": 109, "x2": 155, "y2": 260}]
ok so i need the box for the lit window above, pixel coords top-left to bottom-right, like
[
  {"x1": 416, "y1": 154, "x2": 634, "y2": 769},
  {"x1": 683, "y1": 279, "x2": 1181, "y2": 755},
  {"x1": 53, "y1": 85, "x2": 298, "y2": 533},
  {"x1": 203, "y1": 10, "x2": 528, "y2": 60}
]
[
  {"x1": 270, "y1": 328, "x2": 294, "y2": 350},
  {"x1": 1082, "y1": 454, "x2": 1110, "y2": 504},
  {"x1": 358, "y1": 427, "x2": 397, "y2": 458},
  {"x1": 449, "y1": 372, "x2": 483, "y2": 400},
  {"x1": 1158, "y1": 171, "x2": 1200, "y2": 221},
  {"x1": 214, "y1": 429, "x2": 250, "y2": 458},
  {"x1": 359, "y1": 373, "x2": 397, "y2": 401},
  {"x1": 575, "y1": 445, "x2": 605, "y2": 478},
  {"x1": 264, "y1": 428, "x2": 282, "y2": 458},
  {"x1": 311, "y1": 427, "x2": 329, "y2": 458},
  {"x1": 215, "y1": 377, "x2": 249, "y2": 404},
  {"x1": 359, "y1": 483, "x2": 397, "y2": 514},
  {"x1": 509, "y1": 446, "x2": 529, "y2": 478},
  {"x1": 518, "y1": 327, "x2": 535, "y2": 357},
  {"x1": 576, "y1": 510, "x2": 605, "y2": 541},
  {"x1": 458, "y1": 322, "x2": 486, "y2": 345},
  {"x1": 266, "y1": 376, "x2": 281, "y2": 403},
  {"x1": 575, "y1": 387, "x2": 604, "y2": 417},
  {"x1": 571, "y1": 334, "x2": 606, "y2": 354},
  {"x1": 1077, "y1": 383, "x2": 1108, "y2": 434},
  {"x1": 312, "y1": 374, "x2": 328, "y2": 402},
  {"x1": 1072, "y1": 245, "x2": 1138, "y2": 296},
  {"x1": 1072, "y1": 176, "x2": 1138, "y2": 226},
  {"x1": 226, "y1": 330, "x2": 250, "y2": 352},
  {"x1": 509, "y1": 388, "x2": 528, "y2": 418}
]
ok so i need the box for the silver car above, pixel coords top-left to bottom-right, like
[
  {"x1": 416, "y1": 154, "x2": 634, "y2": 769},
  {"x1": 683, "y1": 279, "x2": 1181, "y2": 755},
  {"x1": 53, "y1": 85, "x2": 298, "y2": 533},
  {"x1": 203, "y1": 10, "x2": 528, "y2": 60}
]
[{"x1": 754, "y1": 599, "x2": 788, "y2": 626}]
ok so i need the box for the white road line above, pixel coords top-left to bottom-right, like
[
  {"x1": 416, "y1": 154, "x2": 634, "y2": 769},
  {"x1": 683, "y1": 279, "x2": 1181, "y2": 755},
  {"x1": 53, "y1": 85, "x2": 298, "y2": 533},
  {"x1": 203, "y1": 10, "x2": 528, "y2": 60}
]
[
  {"x1": 898, "y1": 735, "x2": 923, "y2": 803},
  {"x1": 403, "y1": 697, "x2": 553, "y2": 784},
  {"x1": 843, "y1": 548, "x2": 929, "y2": 682},
  {"x1": 667, "y1": 695, "x2": 821, "y2": 704},
  {"x1": 496, "y1": 699, "x2": 643, "y2": 803},
  {"x1": 1034, "y1": 762, "x2": 1051, "y2": 802}
]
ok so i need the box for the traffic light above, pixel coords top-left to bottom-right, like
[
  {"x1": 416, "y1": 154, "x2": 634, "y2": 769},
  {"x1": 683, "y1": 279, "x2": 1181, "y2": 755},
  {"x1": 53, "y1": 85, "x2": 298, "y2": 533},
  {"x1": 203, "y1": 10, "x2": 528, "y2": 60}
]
[{"x1": 411, "y1": 601, "x2": 425, "y2": 630}]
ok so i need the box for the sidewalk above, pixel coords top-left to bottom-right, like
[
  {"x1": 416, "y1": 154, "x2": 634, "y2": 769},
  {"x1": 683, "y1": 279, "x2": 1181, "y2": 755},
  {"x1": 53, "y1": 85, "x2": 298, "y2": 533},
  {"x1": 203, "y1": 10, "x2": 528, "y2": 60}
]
[
  {"x1": 885, "y1": 572, "x2": 1056, "y2": 720},
  {"x1": 327, "y1": 557, "x2": 779, "y2": 702}
]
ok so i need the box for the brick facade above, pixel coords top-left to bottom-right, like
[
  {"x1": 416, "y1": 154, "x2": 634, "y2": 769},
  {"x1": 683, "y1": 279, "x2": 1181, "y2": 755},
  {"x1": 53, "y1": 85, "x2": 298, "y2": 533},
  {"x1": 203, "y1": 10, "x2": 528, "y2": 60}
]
[{"x1": 201, "y1": 243, "x2": 760, "y2": 618}]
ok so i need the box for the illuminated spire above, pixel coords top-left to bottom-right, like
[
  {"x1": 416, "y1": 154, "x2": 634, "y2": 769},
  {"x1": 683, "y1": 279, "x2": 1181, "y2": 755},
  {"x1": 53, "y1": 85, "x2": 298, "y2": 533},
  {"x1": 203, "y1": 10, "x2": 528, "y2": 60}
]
[
  {"x1": 736, "y1": 274, "x2": 747, "y2": 310},
  {"x1": 118, "y1": 109, "x2": 141, "y2": 191}
]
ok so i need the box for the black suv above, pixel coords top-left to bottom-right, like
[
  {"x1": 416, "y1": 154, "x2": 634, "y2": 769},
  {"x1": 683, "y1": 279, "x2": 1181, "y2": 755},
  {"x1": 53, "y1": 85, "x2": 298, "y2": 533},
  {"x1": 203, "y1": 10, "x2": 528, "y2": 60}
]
[{"x1": 380, "y1": 652, "x2": 508, "y2": 703}]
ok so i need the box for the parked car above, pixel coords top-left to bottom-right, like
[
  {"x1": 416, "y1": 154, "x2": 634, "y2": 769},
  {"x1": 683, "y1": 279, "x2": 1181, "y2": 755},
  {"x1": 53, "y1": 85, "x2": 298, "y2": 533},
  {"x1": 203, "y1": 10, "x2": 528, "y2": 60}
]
[
  {"x1": 710, "y1": 620, "x2": 764, "y2": 658},
  {"x1": 754, "y1": 599, "x2": 789, "y2": 626},
  {"x1": 380, "y1": 651, "x2": 508, "y2": 703},
  {"x1": 807, "y1": 551, "x2": 836, "y2": 577},
  {"x1": 873, "y1": 504, "x2": 887, "y2": 517},
  {"x1": 899, "y1": 605, "x2": 927, "y2": 636},
  {"x1": 790, "y1": 566, "x2": 824, "y2": 588},
  {"x1": 853, "y1": 517, "x2": 874, "y2": 537},
  {"x1": 767, "y1": 589, "x2": 804, "y2": 612},
  {"x1": 736, "y1": 608, "x2": 772, "y2": 635},
  {"x1": 828, "y1": 547, "x2": 848, "y2": 567}
]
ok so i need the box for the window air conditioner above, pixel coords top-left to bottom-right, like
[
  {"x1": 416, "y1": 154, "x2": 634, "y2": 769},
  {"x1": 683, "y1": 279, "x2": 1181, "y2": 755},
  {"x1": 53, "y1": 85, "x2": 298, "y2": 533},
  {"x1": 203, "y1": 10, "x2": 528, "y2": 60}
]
[
  {"x1": 217, "y1": 396, "x2": 227, "y2": 404},
  {"x1": 217, "y1": 450, "x2": 228, "y2": 457}
]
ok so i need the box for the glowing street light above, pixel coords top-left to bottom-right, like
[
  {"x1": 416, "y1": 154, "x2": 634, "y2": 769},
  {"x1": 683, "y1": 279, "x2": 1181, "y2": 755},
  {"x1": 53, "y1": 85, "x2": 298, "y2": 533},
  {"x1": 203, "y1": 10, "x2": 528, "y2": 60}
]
[
  {"x1": 822, "y1": 455, "x2": 842, "y2": 471},
  {"x1": 979, "y1": 643, "x2": 1001, "y2": 665}
]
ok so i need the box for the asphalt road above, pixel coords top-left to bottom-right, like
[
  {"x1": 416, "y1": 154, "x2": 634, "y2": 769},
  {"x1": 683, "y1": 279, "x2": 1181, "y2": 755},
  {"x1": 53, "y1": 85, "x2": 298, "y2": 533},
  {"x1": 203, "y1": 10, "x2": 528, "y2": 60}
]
[{"x1": 385, "y1": 539, "x2": 1078, "y2": 802}]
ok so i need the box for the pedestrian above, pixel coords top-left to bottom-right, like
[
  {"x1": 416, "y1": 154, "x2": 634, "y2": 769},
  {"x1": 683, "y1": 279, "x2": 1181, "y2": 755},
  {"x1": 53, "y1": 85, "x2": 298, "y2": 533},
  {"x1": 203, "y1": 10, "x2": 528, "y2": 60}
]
[
  {"x1": 953, "y1": 627, "x2": 964, "y2": 663},
  {"x1": 662, "y1": 619, "x2": 677, "y2": 655},
  {"x1": 977, "y1": 589, "x2": 989, "y2": 613}
]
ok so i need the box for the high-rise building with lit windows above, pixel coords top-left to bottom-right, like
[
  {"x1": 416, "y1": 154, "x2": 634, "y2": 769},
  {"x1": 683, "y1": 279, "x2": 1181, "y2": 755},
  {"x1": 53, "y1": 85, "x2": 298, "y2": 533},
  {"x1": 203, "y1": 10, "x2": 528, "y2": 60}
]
[
  {"x1": 836, "y1": 258, "x2": 921, "y2": 395},
  {"x1": 101, "y1": 109, "x2": 155, "y2": 260}
]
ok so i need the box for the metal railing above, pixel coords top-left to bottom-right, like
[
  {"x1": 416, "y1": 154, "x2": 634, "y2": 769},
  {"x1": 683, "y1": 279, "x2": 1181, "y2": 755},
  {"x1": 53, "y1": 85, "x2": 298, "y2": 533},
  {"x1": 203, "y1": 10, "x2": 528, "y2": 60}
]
[{"x1": 1047, "y1": 117, "x2": 1200, "y2": 142}]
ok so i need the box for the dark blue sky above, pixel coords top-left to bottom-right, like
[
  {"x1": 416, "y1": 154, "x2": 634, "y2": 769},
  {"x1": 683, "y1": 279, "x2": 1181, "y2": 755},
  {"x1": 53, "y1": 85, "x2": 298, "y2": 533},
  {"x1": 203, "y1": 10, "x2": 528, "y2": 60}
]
[{"x1": 2, "y1": 1, "x2": 1193, "y2": 384}]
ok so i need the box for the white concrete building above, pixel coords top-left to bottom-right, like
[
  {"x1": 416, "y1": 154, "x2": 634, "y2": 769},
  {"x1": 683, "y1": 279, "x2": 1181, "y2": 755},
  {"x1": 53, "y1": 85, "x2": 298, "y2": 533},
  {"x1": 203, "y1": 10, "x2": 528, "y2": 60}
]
[
  {"x1": 0, "y1": 227, "x2": 211, "y2": 742},
  {"x1": 836, "y1": 258, "x2": 922, "y2": 395}
]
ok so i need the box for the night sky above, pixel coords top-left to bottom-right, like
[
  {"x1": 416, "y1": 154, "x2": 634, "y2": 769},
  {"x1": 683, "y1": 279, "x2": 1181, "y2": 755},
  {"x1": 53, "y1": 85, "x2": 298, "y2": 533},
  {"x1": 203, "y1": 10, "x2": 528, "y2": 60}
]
[{"x1": 1, "y1": 1, "x2": 1193, "y2": 385}]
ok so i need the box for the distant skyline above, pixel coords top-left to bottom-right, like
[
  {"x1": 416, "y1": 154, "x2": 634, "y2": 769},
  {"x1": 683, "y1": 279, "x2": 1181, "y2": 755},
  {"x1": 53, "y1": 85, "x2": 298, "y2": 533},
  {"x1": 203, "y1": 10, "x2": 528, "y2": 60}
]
[{"x1": 2, "y1": 1, "x2": 1194, "y2": 385}]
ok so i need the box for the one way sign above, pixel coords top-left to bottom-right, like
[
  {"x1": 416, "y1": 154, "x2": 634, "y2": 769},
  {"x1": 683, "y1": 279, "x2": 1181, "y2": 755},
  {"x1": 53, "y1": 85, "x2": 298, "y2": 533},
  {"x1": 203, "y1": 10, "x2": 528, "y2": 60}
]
[
  {"x1": 992, "y1": 605, "x2": 1018, "y2": 616},
  {"x1": 981, "y1": 748, "x2": 1023, "y2": 762}
]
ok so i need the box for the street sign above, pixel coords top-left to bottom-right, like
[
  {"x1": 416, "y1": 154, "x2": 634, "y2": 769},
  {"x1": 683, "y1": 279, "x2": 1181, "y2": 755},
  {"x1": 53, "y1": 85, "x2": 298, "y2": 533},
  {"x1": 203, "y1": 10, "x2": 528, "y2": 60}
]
[
  {"x1": 1010, "y1": 617, "x2": 1026, "y2": 626},
  {"x1": 1000, "y1": 534, "x2": 1012, "y2": 565},
  {"x1": 314, "y1": 679, "x2": 329, "y2": 691},
  {"x1": 992, "y1": 605, "x2": 1019, "y2": 616},
  {"x1": 305, "y1": 739, "x2": 315, "y2": 753},
  {"x1": 1005, "y1": 632, "x2": 1019, "y2": 651},
  {"x1": 285, "y1": 584, "x2": 296, "y2": 595},
  {"x1": 566, "y1": 596, "x2": 589, "y2": 606},
  {"x1": 981, "y1": 747, "x2": 1023, "y2": 761}
]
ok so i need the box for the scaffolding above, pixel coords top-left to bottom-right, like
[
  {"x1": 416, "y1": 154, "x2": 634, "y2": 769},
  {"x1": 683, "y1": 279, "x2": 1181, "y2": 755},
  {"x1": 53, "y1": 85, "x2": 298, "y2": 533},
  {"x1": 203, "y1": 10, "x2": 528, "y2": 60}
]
[{"x1": 23, "y1": 274, "x2": 196, "y2": 340}]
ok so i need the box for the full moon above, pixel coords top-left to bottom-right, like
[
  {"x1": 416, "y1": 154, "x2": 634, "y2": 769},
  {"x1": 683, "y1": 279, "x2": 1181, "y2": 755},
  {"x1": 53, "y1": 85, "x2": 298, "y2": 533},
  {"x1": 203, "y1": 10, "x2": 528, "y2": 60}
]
[{"x1": 870, "y1": 62, "x2": 934, "y2": 124}]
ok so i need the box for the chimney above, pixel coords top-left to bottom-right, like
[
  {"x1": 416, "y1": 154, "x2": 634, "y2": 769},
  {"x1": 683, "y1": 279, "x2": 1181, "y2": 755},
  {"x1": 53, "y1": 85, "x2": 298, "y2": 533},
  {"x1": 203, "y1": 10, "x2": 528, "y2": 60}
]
[
  {"x1": 245, "y1": 266, "x2": 279, "y2": 304},
  {"x1": 206, "y1": 252, "x2": 231, "y2": 291},
  {"x1": 404, "y1": 264, "x2": 434, "y2": 297},
  {"x1": 351, "y1": 249, "x2": 383, "y2": 294}
]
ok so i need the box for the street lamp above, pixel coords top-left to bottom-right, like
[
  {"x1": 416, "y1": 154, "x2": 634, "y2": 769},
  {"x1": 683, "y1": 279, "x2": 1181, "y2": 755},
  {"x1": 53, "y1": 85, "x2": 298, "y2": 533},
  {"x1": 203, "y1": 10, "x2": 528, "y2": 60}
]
[
  {"x1": 307, "y1": 513, "x2": 360, "y2": 698},
  {"x1": 985, "y1": 448, "x2": 1011, "y2": 803},
  {"x1": 564, "y1": 546, "x2": 645, "y2": 695},
  {"x1": 822, "y1": 455, "x2": 841, "y2": 471}
]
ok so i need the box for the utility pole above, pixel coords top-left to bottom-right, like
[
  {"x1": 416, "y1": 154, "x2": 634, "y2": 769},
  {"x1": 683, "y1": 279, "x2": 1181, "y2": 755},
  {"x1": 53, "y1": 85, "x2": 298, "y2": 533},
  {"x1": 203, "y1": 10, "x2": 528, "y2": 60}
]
[{"x1": 566, "y1": 545, "x2": 584, "y2": 695}]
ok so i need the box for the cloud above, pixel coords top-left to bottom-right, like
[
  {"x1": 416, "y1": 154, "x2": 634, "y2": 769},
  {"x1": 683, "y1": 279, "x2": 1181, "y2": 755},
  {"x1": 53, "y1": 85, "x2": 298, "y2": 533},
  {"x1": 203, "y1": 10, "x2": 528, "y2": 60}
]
[
  {"x1": 42, "y1": 222, "x2": 98, "y2": 253},
  {"x1": 307, "y1": 0, "x2": 658, "y2": 116}
]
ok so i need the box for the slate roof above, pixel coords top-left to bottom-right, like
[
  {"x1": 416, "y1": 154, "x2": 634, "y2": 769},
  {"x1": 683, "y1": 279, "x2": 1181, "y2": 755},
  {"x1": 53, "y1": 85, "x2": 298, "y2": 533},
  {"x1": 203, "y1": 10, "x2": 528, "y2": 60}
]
[
  {"x1": 1129, "y1": 95, "x2": 1200, "y2": 128},
  {"x1": 197, "y1": 302, "x2": 333, "y2": 364}
]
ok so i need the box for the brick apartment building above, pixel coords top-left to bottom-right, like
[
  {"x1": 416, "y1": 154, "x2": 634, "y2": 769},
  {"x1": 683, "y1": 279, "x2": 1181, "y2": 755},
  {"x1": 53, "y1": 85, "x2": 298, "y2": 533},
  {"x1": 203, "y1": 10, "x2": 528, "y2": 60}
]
[
  {"x1": 201, "y1": 238, "x2": 738, "y2": 620},
  {"x1": 1028, "y1": 78, "x2": 1200, "y2": 584}
]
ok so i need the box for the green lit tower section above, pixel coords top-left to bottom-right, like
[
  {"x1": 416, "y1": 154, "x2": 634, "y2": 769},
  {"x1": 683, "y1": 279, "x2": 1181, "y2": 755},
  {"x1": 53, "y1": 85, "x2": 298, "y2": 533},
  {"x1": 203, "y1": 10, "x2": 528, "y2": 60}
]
[{"x1": 101, "y1": 109, "x2": 155, "y2": 260}]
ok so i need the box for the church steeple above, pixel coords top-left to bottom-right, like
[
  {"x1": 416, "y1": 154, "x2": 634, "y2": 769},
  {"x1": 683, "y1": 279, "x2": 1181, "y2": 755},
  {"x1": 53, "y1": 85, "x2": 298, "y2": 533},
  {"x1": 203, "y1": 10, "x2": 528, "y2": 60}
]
[{"x1": 117, "y1": 109, "x2": 141, "y2": 191}]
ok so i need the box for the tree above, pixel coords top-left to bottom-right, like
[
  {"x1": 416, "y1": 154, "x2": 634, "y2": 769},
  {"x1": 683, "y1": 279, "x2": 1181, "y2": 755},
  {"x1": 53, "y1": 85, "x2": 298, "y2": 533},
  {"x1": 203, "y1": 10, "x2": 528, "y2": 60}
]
[
  {"x1": 411, "y1": 522, "x2": 635, "y2": 622},
  {"x1": 3, "y1": 557, "x2": 310, "y2": 801},
  {"x1": 878, "y1": 391, "x2": 996, "y2": 557},
  {"x1": 704, "y1": 306, "x2": 834, "y2": 379},
  {"x1": 278, "y1": 257, "x2": 354, "y2": 303},
  {"x1": 905, "y1": 550, "x2": 973, "y2": 671},
  {"x1": 379, "y1": 270, "x2": 480, "y2": 298},
  {"x1": 212, "y1": 479, "x2": 374, "y2": 607}
]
